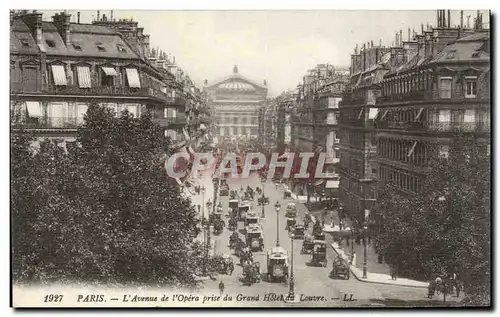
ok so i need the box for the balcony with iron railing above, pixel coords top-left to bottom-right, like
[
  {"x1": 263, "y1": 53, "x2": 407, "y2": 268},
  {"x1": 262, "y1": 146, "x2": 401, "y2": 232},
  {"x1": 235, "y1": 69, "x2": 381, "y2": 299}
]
[
  {"x1": 13, "y1": 84, "x2": 187, "y2": 108},
  {"x1": 376, "y1": 120, "x2": 490, "y2": 133},
  {"x1": 11, "y1": 117, "x2": 82, "y2": 130}
]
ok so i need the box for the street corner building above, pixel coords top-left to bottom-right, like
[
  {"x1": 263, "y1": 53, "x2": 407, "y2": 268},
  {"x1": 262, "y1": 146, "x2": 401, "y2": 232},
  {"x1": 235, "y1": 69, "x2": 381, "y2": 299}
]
[
  {"x1": 10, "y1": 10, "x2": 214, "y2": 154},
  {"x1": 337, "y1": 11, "x2": 490, "y2": 227}
]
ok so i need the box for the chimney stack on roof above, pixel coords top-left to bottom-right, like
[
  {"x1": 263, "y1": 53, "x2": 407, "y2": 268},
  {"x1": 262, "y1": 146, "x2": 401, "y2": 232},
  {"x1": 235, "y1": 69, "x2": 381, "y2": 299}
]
[
  {"x1": 52, "y1": 11, "x2": 72, "y2": 45},
  {"x1": 18, "y1": 11, "x2": 43, "y2": 46},
  {"x1": 448, "y1": 10, "x2": 451, "y2": 28}
]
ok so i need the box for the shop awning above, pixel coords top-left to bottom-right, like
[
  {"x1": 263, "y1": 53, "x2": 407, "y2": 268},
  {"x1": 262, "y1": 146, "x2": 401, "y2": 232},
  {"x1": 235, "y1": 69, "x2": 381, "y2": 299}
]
[
  {"x1": 183, "y1": 128, "x2": 191, "y2": 142},
  {"x1": 76, "y1": 66, "x2": 91, "y2": 88},
  {"x1": 51, "y1": 65, "x2": 67, "y2": 86},
  {"x1": 381, "y1": 109, "x2": 389, "y2": 120},
  {"x1": 126, "y1": 68, "x2": 141, "y2": 88},
  {"x1": 407, "y1": 141, "x2": 417, "y2": 157},
  {"x1": 313, "y1": 179, "x2": 325, "y2": 186},
  {"x1": 102, "y1": 66, "x2": 118, "y2": 76},
  {"x1": 358, "y1": 108, "x2": 364, "y2": 119},
  {"x1": 368, "y1": 108, "x2": 379, "y2": 119},
  {"x1": 415, "y1": 108, "x2": 424, "y2": 121},
  {"x1": 26, "y1": 101, "x2": 42, "y2": 117},
  {"x1": 326, "y1": 180, "x2": 340, "y2": 188}
]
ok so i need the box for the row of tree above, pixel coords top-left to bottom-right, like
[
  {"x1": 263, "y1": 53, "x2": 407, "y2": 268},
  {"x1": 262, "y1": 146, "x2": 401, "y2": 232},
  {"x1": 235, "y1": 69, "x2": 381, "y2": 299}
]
[
  {"x1": 11, "y1": 104, "x2": 205, "y2": 286},
  {"x1": 373, "y1": 135, "x2": 490, "y2": 306}
]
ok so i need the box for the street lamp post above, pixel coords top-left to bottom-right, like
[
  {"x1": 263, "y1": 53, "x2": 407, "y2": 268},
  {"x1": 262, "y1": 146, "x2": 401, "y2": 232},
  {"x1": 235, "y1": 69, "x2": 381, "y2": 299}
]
[
  {"x1": 206, "y1": 199, "x2": 213, "y2": 261},
  {"x1": 362, "y1": 227, "x2": 367, "y2": 279},
  {"x1": 288, "y1": 233, "x2": 295, "y2": 301},
  {"x1": 275, "y1": 201, "x2": 281, "y2": 247},
  {"x1": 201, "y1": 186, "x2": 207, "y2": 276},
  {"x1": 261, "y1": 178, "x2": 266, "y2": 219}
]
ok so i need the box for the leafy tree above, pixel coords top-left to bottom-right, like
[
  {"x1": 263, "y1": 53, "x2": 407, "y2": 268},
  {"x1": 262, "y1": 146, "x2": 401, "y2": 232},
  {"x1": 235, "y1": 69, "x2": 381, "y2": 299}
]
[
  {"x1": 12, "y1": 104, "x2": 203, "y2": 286},
  {"x1": 374, "y1": 134, "x2": 490, "y2": 306}
]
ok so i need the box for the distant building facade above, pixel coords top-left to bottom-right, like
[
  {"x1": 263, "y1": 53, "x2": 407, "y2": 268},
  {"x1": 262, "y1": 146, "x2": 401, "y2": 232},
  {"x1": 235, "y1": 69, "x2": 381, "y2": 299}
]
[{"x1": 205, "y1": 66, "x2": 267, "y2": 142}]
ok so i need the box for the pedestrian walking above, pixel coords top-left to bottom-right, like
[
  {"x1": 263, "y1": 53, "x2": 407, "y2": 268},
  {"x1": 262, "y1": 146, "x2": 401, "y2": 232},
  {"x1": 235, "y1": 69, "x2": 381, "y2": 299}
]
[
  {"x1": 219, "y1": 280, "x2": 225, "y2": 297},
  {"x1": 390, "y1": 267, "x2": 397, "y2": 280}
]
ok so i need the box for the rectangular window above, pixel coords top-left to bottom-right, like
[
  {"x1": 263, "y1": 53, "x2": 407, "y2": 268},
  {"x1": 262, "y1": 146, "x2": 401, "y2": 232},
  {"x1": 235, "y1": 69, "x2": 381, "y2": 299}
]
[
  {"x1": 51, "y1": 65, "x2": 67, "y2": 86},
  {"x1": 76, "y1": 66, "x2": 91, "y2": 88},
  {"x1": 439, "y1": 77, "x2": 452, "y2": 99},
  {"x1": 125, "y1": 68, "x2": 141, "y2": 88},
  {"x1": 439, "y1": 145, "x2": 449, "y2": 158},
  {"x1": 101, "y1": 67, "x2": 118, "y2": 86},
  {"x1": 26, "y1": 101, "x2": 42, "y2": 118},
  {"x1": 76, "y1": 104, "x2": 88, "y2": 125},
  {"x1": 464, "y1": 109, "x2": 475, "y2": 123},
  {"x1": 438, "y1": 110, "x2": 451, "y2": 131},
  {"x1": 465, "y1": 78, "x2": 477, "y2": 98}
]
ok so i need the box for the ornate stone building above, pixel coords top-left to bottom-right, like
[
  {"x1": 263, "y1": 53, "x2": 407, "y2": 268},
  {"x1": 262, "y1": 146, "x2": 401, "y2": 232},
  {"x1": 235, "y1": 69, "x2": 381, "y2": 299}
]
[{"x1": 205, "y1": 66, "x2": 267, "y2": 141}]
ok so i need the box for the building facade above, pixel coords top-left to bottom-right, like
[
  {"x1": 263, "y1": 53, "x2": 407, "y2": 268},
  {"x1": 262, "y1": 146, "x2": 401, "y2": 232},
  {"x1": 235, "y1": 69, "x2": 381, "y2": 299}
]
[
  {"x1": 290, "y1": 64, "x2": 349, "y2": 200},
  {"x1": 10, "y1": 11, "x2": 186, "y2": 148},
  {"x1": 374, "y1": 12, "x2": 490, "y2": 198},
  {"x1": 10, "y1": 10, "x2": 212, "y2": 153},
  {"x1": 339, "y1": 10, "x2": 490, "y2": 226},
  {"x1": 205, "y1": 66, "x2": 267, "y2": 142}
]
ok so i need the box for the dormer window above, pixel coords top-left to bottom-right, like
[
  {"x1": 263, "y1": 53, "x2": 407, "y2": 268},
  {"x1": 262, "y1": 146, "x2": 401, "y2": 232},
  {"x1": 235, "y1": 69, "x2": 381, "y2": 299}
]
[
  {"x1": 72, "y1": 43, "x2": 82, "y2": 51},
  {"x1": 445, "y1": 50, "x2": 456, "y2": 59},
  {"x1": 19, "y1": 39, "x2": 30, "y2": 47},
  {"x1": 116, "y1": 44, "x2": 127, "y2": 53},
  {"x1": 45, "y1": 40, "x2": 56, "y2": 48},
  {"x1": 96, "y1": 43, "x2": 106, "y2": 52}
]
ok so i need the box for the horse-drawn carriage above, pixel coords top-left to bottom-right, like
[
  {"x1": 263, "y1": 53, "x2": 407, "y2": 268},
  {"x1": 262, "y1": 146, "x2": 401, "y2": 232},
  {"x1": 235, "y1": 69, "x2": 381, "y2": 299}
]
[
  {"x1": 230, "y1": 190, "x2": 238, "y2": 200},
  {"x1": 246, "y1": 224, "x2": 264, "y2": 252},
  {"x1": 258, "y1": 196, "x2": 269, "y2": 206},
  {"x1": 228, "y1": 217, "x2": 238, "y2": 231},
  {"x1": 283, "y1": 189, "x2": 292, "y2": 199},
  {"x1": 211, "y1": 254, "x2": 235, "y2": 275},
  {"x1": 229, "y1": 231, "x2": 240, "y2": 248},
  {"x1": 220, "y1": 182, "x2": 230, "y2": 196},
  {"x1": 238, "y1": 200, "x2": 251, "y2": 221},
  {"x1": 242, "y1": 261, "x2": 261, "y2": 285},
  {"x1": 312, "y1": 221, "x2": 323, "y2": 238},
  {"x1": 212, "y1": 207, "x2": 225, "y2": 235},
  {"x1": 245, "y1": 211, "x2": 260, "y2": 229},
  {"x1": 301, "y1": 235, "x2": 314, "y2": 254},
  {"x1": 267, "y1": 247, "x2": 289, "y2": 283},
  {"x1": 330, "y1": 255, "x2": 350, "y2": 279},
  {"x1": 245, "y1": 186, "x2": 255, "y2": 200},
  {"x1": 286, "y1": 217, "x2": 297, "y2": 231},
  {"x1": 285, "y1": 203, "x2": 298, "y2": 218},
  {"x1": 239, "y1": 248, "x2": 254, "y2": 266},
  {"x1": 310, "y1": 240, "x2": 328, "y2": 267},
  {"x1": 293, "y1": 225, "x2": 305, "y2": 239}
]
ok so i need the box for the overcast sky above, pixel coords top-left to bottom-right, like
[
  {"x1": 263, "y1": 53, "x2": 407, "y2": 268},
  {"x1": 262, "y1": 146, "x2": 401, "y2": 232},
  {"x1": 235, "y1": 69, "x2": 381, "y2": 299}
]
[{"x1": 41, "y1": 10, "x2": 490, "y2": 97}]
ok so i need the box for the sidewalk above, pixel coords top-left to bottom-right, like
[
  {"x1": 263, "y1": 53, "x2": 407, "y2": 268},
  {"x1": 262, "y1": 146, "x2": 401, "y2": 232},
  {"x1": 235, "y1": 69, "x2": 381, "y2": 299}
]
[{"x1": 330, "y1": 242, "x2": 428, "y2": 288}]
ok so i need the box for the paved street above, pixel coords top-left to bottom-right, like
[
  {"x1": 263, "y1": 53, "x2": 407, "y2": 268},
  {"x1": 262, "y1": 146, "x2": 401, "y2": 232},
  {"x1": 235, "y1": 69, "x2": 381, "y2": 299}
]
[{"x1": 188, "y1": 171, "x2": 460, "y2": 307}]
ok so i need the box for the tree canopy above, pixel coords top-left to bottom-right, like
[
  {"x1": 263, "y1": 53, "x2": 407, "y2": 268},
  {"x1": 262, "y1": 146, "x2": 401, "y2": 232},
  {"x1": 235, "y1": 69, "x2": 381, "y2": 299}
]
[
  {"x1": 374, "y1": 134, "x2": 490, "y2": 306},
  {"x1": 12, "y1": 104, "x2": 203, "y2": 286}
]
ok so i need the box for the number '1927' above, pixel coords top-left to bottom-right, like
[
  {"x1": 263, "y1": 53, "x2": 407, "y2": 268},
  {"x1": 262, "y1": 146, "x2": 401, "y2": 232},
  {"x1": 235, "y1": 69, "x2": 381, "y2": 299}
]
[{"x1": 44, "y1": 294, "x2": 64, "y2": 302}]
